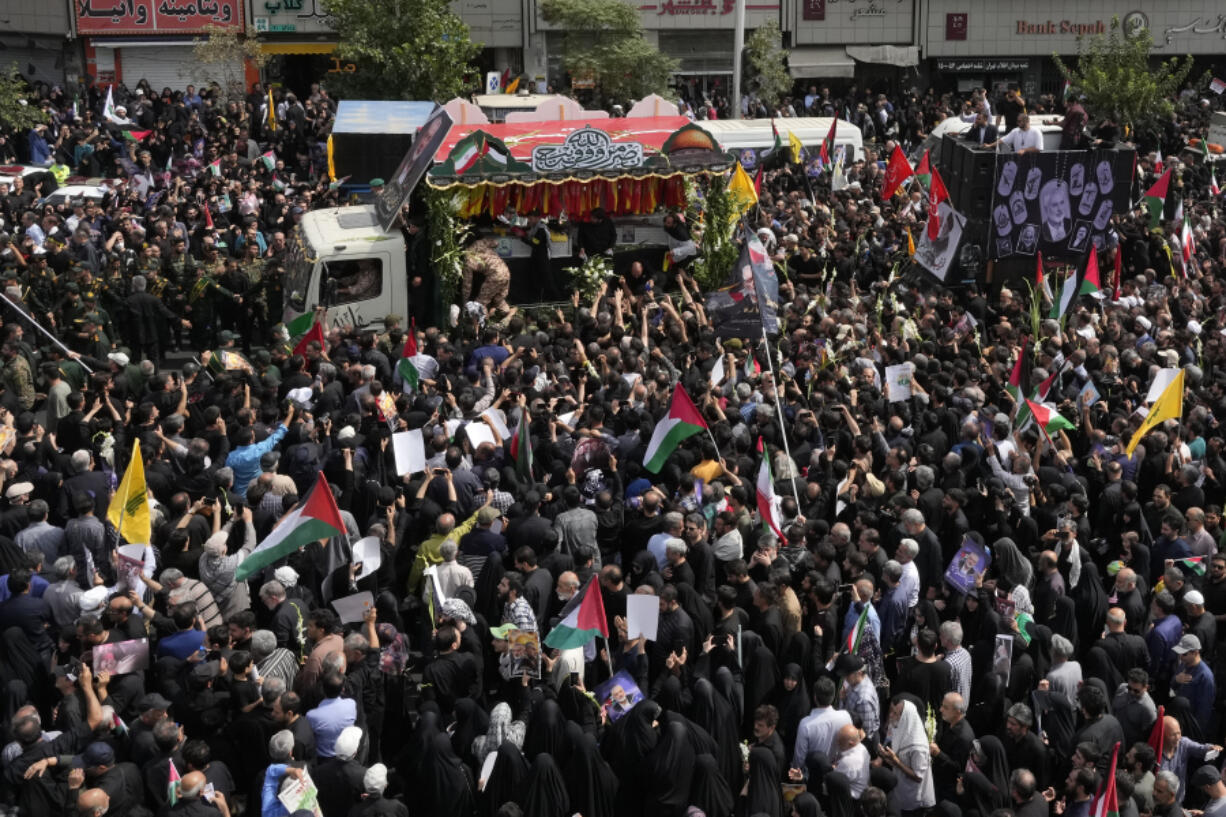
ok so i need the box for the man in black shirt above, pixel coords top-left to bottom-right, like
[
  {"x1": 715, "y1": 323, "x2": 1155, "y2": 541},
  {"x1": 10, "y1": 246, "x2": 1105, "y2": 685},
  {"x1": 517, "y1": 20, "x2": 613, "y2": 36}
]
[{"x1": 996, "y1": 87, "x2": 1026, "y2": 133}]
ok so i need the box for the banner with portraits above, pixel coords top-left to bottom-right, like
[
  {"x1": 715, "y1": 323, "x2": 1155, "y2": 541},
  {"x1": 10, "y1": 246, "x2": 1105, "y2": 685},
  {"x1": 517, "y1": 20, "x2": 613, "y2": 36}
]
[{"x1": 988, "y1": 149, "x2": 1133, "y2": 260}]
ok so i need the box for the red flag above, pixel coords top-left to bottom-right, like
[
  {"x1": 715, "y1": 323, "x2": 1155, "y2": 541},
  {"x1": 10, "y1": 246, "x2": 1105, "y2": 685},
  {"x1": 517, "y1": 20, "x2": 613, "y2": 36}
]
[
  {"x1": 403, "y1": 319, "x2": 418, "y2": 358},
  {"x1": 819, "y1": 116, "x2": 838, "y2": 166},
  {"x1": 880, "y1": 144, "x2": 914, "y2": 201},
  {"x1": 926, "y1": 168, "x2": 950, "y2": 241},
  {"x1": 1148, "y1": 706, "x2": 1165, "y2": 761},
  {"x1": 753, "y1": 164, "x2": 763, "y2": 196},
  {"x1": 1112, "y1": 247, "x2": 1122, "y2": 300},
  {"x1": 915, "y1": 149, "x2": 931, "y2": 180},
  {"x1": 293, "y1": 319, "x2": 325, "y2": 357},
  {"x1": 203, "y1": 205, "x2": 214, "y2": 230}
]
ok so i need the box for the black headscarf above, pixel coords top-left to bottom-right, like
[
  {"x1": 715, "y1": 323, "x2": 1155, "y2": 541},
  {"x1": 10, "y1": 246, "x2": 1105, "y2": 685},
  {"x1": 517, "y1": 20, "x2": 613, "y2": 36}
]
[
  {"x1": 772, "y1": 664, "x2": 811, "y2": 758},
  {"x1": 689, "y1": 677, "x2": 744, "y2": 794},
  {"x1": 741, "y1": 745, "x2": 784, "y2": 817},
  {"x1": 522, "y1": 753, "x2": 571, "y2": 817},
  {"x1": 604, "y1": 698, "x2": 660, "y2": 817},
  {"x1": 563, "y1": 722, "x2": 618, "y2": 817},
  {"x1": 524, "y1": 699, "x2": 570, "y2": 759},
  {"x1": 791, "y1": 792, "x2": 824, "y2": 817},
  {"x1": 396, "y1": 704, "x2": 442, "y2": 775},
  {"x1": 1071, "y1": 561, "x2": 1109, "y2": 650},
  {"x1": 689, "y1": 752, "x2": 736, "y2": 817},
  {"x1": 453, "y1": 697, "x2": 490, "y2": 770},
  {"x1": 420, "y1": 731, "x2": 477, "y2": 817},
  {"x1": 643, "y1": 719, "x2": 698, "y2": 817},
  {"x1": 742, "y1": 634, "x2": 780, "y2": 734},
  {"x1": 714, "y1": 666, "x2": 744, "y2": 729},
  {"x1": 481, "y1": 741, "x2": 529, "y2": 817}
]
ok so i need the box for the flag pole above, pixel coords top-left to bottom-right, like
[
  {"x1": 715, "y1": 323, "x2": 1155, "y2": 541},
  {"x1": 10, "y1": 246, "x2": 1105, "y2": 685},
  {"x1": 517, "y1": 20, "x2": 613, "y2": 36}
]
[
  {"x1": 0, "y1": 291, "x2": 92, "y2": 372},
  {"x1": 601, "y1": 633, "x2": 615, "y2": 677},
  {"x1": 760, "y1": 323, "x2": 802, "y2": 507}
]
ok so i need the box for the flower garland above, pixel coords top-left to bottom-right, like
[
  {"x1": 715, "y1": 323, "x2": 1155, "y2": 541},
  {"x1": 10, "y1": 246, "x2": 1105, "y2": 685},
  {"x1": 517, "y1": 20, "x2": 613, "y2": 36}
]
[
  {"x1": 425, "y1": 188, "x2": 472, "y2": 307},
  {"x1": 564, "y1": 254, "x2": 613, "y2": 305}
]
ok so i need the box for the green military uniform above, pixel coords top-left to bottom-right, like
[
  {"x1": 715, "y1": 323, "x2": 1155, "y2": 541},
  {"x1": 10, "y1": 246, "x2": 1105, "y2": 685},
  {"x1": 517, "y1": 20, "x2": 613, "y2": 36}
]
[
  {"x1": 2, "y1": 353, "x2": 34, "y2": 411},
  {"x1": 186, "y1": 267, "x2": 238, "y2": 351}
]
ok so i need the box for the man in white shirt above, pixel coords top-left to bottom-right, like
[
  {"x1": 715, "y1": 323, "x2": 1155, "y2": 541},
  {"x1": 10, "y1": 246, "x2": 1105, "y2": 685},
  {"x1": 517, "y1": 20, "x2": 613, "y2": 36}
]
[
  {"x1": 790, "y1": 676, "x2": 853, "y2": 774},
  {"x1": 832, "y1": 723, "x2": 871, "y2": 798},
  {"x1": 988, "y1": 114, "x2": 1042, "y2": 154}
]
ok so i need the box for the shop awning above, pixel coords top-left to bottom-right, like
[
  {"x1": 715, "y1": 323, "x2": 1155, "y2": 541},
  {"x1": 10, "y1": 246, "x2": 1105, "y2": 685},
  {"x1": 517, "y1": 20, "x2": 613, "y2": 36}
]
[
  {"x1": 788, "y1": 46, "x2": 855, "y2": 79},
  {"x1": 845, "y1": 45, "x2": 920, "y2": 68},
  {"x1": 260, "y1": 42, "x2": 337, "y2": 55}
]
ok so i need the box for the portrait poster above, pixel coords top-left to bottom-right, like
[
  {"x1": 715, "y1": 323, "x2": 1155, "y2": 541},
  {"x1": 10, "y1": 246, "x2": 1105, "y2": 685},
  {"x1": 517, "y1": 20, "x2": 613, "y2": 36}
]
[
  {"x1": 993, "y1": 634, "x2": 1014, "y2": 685},
  {"x1": 943, "y1": 537, "x2": 991, "y2": 595},
  {"x1": 706, "y1": 235, "x2": 781, "y2": 339},
  {"x1": 375, "y1": 105, "x2": 454, "y2": 233},
  {"x1": 277, "y1": 768, "x2": 323, "y2": 817},
  {"x1": 989, "y1": 149, "x2": 1133, "y2": 260},
  {"x1": 595, "y1": 670, "x2": 645, "y2": 722},
  {"x1": 914, "y1": 201, "x2": 965, "y2": 281},
  {"x1": 508, "y1": 629, "x2": 542, "y2": 679}
]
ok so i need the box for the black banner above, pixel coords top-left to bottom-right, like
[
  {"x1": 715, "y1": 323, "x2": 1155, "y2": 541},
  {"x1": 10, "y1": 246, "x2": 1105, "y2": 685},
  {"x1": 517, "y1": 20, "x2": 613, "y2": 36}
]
[{"x1": 988, "y1": 149, "x2": 1133, "y2": 260}]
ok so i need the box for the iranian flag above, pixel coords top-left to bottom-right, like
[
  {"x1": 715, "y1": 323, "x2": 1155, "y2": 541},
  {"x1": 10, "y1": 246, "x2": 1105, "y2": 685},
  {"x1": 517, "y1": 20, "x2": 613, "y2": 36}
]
[
  {"x1": 880, "y1": 143, "x2": 914, "y2": 201},
  {"x1": 1175, "y1": 556, "x2": 1207, "y2": 576},
  {"x1": 1089, "y1": 743, "x2": 1120, "y2": 817},
  {"x1": 285, "y1": 311, "x2": 316, "y2": 339},
  {"x1": 544, "y1": 575, "x2": 609, "y2": 649},
  {"x1": 235, "y1": 472, "x2": 345, "y2": 581},
  {"x1": 167, "y1": 759, "x2": 181, "y2": 807},
  {"x1": 756, "y1": 438, "x2": 786, "y2": 541},
  {"x1": 819, "y1": 116, "x2": 838, "y2": 167},
  {"x1": 1062, "y1": 78, "x2": 1073, "y2": 102},
  {"x1": 1079, "y1": 250, "x2": 1105, "y2": 299},
  {"x1": 643, "y1": 385, "x2": 707, "y2": 473},
  {"x1": 510, "y1": 420, "x2": 533, "y2": 481},
  {"x1": 1181, "y1": 217, "x2": 1195, "y2": 275},
  {"x1": 261, "y1": 150, "x2": 276, "y2": 171},
  {"x1": 397, "y1": 322, "x2": 420, "y2": 391},
  {"x1": 846, "y1": 603, "x2": 870, "y2": 653},
  {"x1": 1144, "y1": 169, "x2": 1171, "y2": 228},
  {"x1": 292, "y1": 319, "x2": 326, "y2": 357},
  {"x1": 926, "y1": 168, "x2": 950, "y2": 241}
]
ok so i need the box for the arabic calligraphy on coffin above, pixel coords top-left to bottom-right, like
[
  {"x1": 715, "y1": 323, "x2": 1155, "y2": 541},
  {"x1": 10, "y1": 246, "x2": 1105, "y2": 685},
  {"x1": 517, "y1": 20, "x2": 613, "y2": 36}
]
[{"x1": 531, "y1": 127, "x2": 646, "y2": 173}]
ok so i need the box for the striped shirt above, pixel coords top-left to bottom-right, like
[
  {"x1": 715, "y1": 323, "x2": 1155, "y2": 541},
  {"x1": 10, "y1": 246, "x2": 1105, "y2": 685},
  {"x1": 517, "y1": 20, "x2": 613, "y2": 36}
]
[
  {"x1": 943, "y1": 647, "x2": 973, "y2": 701},
  {"x1": 167, "y1": 577, "x2": 223, "y2": 630}
]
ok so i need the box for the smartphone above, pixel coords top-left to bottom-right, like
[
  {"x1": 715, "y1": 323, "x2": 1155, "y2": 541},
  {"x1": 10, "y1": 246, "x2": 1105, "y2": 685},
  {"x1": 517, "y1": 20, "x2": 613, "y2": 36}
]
[
  {"x1": 204, "y1": 497, "x2": 216, "y2": 506},
  {"x1": 569, "y1": 671, "x2": 580, "y2": 686}
]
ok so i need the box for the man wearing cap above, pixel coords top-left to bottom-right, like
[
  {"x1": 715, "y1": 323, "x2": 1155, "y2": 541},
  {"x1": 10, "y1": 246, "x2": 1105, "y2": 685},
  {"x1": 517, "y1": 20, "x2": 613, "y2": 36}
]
[
  {"x1": 313, "y1": 724, "x2": 366, "y2": 817},
  {"x1": 353, "y1": 762, "x2": 405, "y2": 817},
  {"x1": 1184, "y1": 589, "x2": 1216, "y2": 662},
  {"x1": 128, "y1": 692, "x2": 173, "y2": 768},
  {"x1": 1191, "y1": 765, "x2": 1226, "y2": 817},
  {"x1": 1003, "y1": 703, "x2": 1047, "y2": 788},
  {"x1": 1171, "y1": 634, "x2": 1215, "y2": 726},
  {"x1": 75, "y1": 741, "x2": 148, "y2": 817}
]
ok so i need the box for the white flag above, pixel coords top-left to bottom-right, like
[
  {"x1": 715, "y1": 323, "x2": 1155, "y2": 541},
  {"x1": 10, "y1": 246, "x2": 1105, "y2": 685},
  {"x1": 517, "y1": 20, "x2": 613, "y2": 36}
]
[{"x1": 709, "y1": 355, "x2": 725, "y2": 387}]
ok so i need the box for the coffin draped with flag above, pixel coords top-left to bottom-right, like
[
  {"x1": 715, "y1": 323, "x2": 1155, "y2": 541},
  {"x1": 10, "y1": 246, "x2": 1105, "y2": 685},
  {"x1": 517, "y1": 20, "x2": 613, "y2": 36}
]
[
  {"x1": 544, "y1": 576, "x2": 609, "y2": 649},
  {"x1": 236, "y1": 472, "x2": 346, "y2": 581}
]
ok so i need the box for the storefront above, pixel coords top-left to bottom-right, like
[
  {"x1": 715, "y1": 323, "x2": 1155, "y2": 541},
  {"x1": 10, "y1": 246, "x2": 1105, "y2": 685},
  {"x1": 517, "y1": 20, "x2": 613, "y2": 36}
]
[
  {"x1": 789, "y1": 0, "x2": 918, "y2": 90},
  {"x1": 76, "y1": 0, "x2": 245, "y2": 90},
  {"x1": 249, "y1": 0, "x2": 338, "y2": 97},
  {"x1": 923, "y1": 2, "x2": 1226, "y2": 99}
]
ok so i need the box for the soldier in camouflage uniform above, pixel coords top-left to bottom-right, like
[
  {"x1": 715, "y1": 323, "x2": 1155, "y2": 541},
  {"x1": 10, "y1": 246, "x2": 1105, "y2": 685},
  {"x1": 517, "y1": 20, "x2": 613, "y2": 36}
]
[
  {"x1": 1, "y1": 343, "x2": 34, "y2": 413},
  {"x1": 163, "y1": 236, "x2": 195, "y2": 350},
  {"x1": 236, "y1": 242, "x2": 270, "y2": 352}
]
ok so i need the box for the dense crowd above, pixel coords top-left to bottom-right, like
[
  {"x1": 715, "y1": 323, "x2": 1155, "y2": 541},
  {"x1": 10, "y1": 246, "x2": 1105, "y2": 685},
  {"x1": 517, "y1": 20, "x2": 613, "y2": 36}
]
[{"x1": 0, "y1": 70, "x2": 1225, "y2": 817}]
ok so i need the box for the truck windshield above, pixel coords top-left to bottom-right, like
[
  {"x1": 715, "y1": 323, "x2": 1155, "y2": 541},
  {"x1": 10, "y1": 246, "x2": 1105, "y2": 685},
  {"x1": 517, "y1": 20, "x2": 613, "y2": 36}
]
[{"x1": 285, "y1": 226, "x2": 317, "y2": 314}]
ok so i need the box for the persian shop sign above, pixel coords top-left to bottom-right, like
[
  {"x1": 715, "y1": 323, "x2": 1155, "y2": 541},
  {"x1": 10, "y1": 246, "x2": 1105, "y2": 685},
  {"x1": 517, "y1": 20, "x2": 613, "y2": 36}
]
[
  {"x1": 1016, "y1": 19, "x2": 1107, "y2": 36},
  {"x1": 75, "y1": 0, "x2": 242, "y2": 34}
]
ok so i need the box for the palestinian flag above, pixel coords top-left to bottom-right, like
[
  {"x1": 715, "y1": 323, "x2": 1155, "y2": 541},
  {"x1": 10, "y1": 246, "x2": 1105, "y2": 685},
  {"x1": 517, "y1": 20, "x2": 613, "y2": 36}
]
[
  {"x1": 846, "y1": 603, "x2": 870, "y2": 653},
  {"x1": 207, "y1": 159, "x2": 222, "y2": 178},
  {"x1": 1025, "y1": 398, "x2": 1075, "y2": 436},
  {"x1": 745, "y1": 352, "x2": 762, "y2": 377},
  {"x1": 926, "y1": 168, "x2": 949, "y2": 241},
  {"x1": 881, "y1": 143, "x2": 914, "y2": 201},
  {"x1": 643, "y1": 385, "x2": 707, "y2": 473},
  {"x1": 1050, "y1": 266, "x2": 1079, "y2": 320},
  {"x1": 292, "y1": 319, "x2": 326, "y2": 357},
  {"x1": 1079, "y1": 251, "x2": 1105, "y2": 298},
  {"x1": 756, "y1": 438, "x2": 786, "y2": 541},
  {"x1": 544, "y1": 575, "x2": 609, "y2": 649},
  {"x1": 285, "y1": 311, "x2": 316, "y2": 339},
  {"x1": 510, "y1": 419, "x2": 533, "y2": 481},
  {"x1": 235, "y1": 472, "x2": 345, "y2": 581},
  {"x1": 122, "y1": 130, "x2": 152, "y2": 142},
  {"x1": 1005, "y1": 339, "x2": 1031, "y2": 410},
  {"x1": 1212, "y1": 168, "x2": 1221, "y2": 197},
  {"x1": 1144, "y1": 169, "x2": 1171, "y2": 228},
  {"x1": 1181, "y1": 216, "x2": 1195, "y2": 275},
  {"x1": 261, "y1": 150, "x2": 276, "y2": 171},
  {"x1": 1016, "y1": 362, "x2": 1066, "y2": 430},
  {"x1": 397, "y1": 324, "x2": 420, "y2": 391},
  {"x1": 1175, "y1": 556, "x2": 1207, "y2": 576},
  {"x1": 111, "y1": 710, "x2": 128, "y2": 736},
  {"x1": 329, "y1": 175, "x2": 352, "y2": 191},
  {"x1": 1036, "y1": 252, "x2": 1053, "y2": 303},
  {"x1": 167, "y1": 759, "x2": 181, "y2": 807},
  {"x1": 913, "y1": 149, "x2": 931, "y2": 189},
  {"x1": 1090, "y1": 743, "x2": 1121, "y2": 817},
  {"x1": 770, "y1": 119, "x2": 783, "y2": 154},
  {"x1": 819, "y1": 116, "x2": 837, "y2": 166},
  {"x1": 1062, "y1": 79, "x2": 1073, "y2": 102}
]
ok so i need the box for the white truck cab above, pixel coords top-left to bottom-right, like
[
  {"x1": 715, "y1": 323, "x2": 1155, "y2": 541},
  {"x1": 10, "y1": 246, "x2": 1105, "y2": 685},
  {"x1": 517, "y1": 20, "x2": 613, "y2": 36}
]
[{"x1": 282, "y1": 205, "x2": 407, "y2": 332}]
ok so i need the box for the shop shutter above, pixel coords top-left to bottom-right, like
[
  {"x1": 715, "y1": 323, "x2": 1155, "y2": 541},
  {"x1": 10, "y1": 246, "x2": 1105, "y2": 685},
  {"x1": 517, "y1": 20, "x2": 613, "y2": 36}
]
[{"x1": 118, "y1": 47, "x2": 197, "y2": 94}]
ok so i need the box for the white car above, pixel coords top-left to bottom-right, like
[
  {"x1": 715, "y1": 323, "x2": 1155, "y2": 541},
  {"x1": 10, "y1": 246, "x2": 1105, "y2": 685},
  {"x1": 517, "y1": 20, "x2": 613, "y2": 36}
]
[{"x1": 40, "y1": 183, "x2": 113, "y2": 208}]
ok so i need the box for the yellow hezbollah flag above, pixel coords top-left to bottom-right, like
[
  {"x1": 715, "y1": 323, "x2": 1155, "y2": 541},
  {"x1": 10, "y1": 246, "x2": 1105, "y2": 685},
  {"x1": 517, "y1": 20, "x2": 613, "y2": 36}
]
[
  {"x1": 505, "y1": 76, "x2": 521, "y2": 95},
  {"x1": 788, "y1": 130, "x2": 804, "y2": 165},
  {"x1": 1126, "y1": 369, "x2": 1185, "y2": 455},
  {"x1": 107, "y1": 441, "x2": 151, "y2": 545},
  {"x1": 727, "y1": 161, "x2": 758, "y2": 216},
  {"x1": 267, "y1": 88, "x2": 277, "y2": 132},
  {"x1": 906, "y1": 226, "x2": 915, "y2": 256}
]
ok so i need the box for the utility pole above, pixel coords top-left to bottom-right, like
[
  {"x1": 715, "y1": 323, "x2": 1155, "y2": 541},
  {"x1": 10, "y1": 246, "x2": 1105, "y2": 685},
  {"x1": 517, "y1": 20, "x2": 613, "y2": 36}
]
[{"x1": 731, "y1": 0, "x2": 746, "y2": 120}]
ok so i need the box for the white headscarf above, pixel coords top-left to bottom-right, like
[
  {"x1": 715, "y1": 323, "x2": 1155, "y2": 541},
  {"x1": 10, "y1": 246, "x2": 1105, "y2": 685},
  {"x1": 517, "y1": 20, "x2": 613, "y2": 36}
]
[{"x1": 887, "y1": 700, "x2": 927, "y2": 754}]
